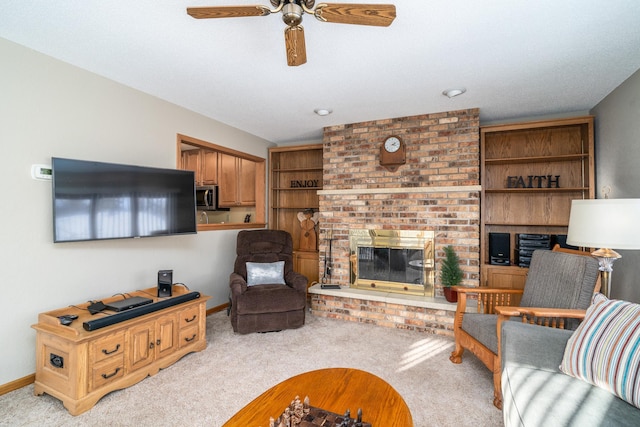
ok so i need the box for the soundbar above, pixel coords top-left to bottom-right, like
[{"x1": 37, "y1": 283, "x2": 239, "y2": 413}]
[{"x1": 83, "y1": 291, "x2": 201, "y2": 331}]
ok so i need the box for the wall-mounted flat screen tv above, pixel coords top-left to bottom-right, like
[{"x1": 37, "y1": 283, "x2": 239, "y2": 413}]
[{"x1": 52, "y1": 157, "x2": 197, "y2": 243}]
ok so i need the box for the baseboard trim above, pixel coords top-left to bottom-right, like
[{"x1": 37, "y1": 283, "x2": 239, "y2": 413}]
[
  {"x1": 0, "y1": 374, "x2": 35, "y2": 396},
  {"x1": 206, "y1": 302, "x2": 229, "y2": 316},
  {"x1": 1, "y1": 302, "x2": 230, "y2": 395}
]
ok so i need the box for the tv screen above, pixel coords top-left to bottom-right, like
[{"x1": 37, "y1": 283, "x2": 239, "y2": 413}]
[{"x1": 52, "y1": 157, "x2": 197, "y2": 243}]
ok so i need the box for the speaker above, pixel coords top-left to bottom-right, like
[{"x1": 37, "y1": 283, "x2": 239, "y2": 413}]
[
  {"x1": 157, "y1": 270, "x2": 173, "y2": 297},
  {"x1": 552, "y1": 234, "x2": 579, "y2": 250},
  {"x1": 83, "y1": 292, "x2": 201, "y2": 331},
  {"x1": 489, "y1": 233, "x2": 510, "y2": 265}
]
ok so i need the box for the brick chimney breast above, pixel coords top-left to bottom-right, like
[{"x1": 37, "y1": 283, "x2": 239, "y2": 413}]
[{"x1": 318, "y1": 109, "x2": 481, "y2": 297}]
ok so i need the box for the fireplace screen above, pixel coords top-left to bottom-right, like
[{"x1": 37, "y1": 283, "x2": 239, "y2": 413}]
[{"x1": 349, "y1": 229, "x2": 435, "y2": 296}]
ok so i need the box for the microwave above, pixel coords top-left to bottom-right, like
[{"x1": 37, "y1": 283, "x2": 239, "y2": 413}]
[{"x1": 196, "y1": 185, "x2": 226, "y2": 211}]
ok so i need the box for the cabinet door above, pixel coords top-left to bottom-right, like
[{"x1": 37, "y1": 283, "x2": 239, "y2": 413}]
[
  {"x1": 201, "y1": 150, "x2": 218, "y2": 185},
  {"x1": 182, "y1": 150, "x2": 201, "y2": 184},
  {"x1": 127, "y1": 323, "x2": 155, "y2": 372},
  {"x1": 155, "y1": 314, "x2": 178, "y2": 359},
  {"x1": 218, "y1": 154, "x2": 257, "y2": 207},
  {"x1": 239, "y1": 158, "x2": 256, "y2": 205},
  {"x1": 294, "y1": 251, "x2": 318, "y2": 287},
  {"x1": 218, "y1": 153, "x2": 238, "y2": 207},
  {"x1": 482, "y1": 265, "x2": 528, "y2": 305}
]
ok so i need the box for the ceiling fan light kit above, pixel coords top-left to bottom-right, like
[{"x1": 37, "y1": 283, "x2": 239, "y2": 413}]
[
  {"x1": 284, "y1": 25, "x2": 307, "y2": 66},
  {"x1": 187, "y1": 1, "x2": 396, "y2": 66}
]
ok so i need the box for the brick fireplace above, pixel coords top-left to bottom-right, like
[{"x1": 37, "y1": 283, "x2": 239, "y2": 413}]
[{"x1": 310, "y1": 108, "x2": 481, "y2": 336}]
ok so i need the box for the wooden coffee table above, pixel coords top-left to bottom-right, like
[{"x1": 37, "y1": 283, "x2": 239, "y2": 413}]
[{"x1": 222, "y1": 367, "x2": 413, "y2": 426}]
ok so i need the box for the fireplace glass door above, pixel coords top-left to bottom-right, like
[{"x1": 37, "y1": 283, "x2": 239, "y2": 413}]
[
  {"x1": 349, "y1": 229, "x2": 434, "y2": 296},
  {"x1": 358, "y1": 247, "x2": 424, "y2": 285}
]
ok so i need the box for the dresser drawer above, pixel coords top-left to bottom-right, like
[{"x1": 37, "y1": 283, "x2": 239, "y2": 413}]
[
  {"x1": 89, "y1": 355, "x2": 125, "y2": 392},
  {"x1": 178, "y1": 306, "x2": 200, "y2": 329},
  {"x1": 179, "y1": 324, "x2": 199, "y2": 349},
  {"x1": 90, "y1": 331, "x2": 125, "y2": 364}
]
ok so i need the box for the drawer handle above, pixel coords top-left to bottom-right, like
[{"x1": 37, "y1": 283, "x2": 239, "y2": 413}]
[
  {"x1": 102, "y1": 344, "x2": 121, "y2": 355},
  {"x1": 185, "y1": 315, "x2": 197, "y2": 323},
  {"x1": 101, "y1": 367, "x2": 121, "y2": 379},
  {"x1": 184, "y1": 334, "x2": 197, "y2": 343}
]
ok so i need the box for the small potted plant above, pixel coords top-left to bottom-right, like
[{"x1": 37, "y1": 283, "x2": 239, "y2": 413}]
[{"x1": 440, "y1": 245, "x2": 464, "y2": 303}]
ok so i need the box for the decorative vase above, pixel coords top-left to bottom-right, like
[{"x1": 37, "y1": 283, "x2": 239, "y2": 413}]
[{"x1": 443, "y1": 287, "x2": 458, "y2": 303}]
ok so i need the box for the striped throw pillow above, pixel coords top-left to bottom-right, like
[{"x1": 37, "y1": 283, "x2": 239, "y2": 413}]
[{"x1": 560, "y1": 293, "x2": 640, "y2": 409}]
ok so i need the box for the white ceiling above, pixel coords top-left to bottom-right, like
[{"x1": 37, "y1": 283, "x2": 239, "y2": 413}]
[{"x1": 1, "y1": 1, "x2": 639, "y2": 144}]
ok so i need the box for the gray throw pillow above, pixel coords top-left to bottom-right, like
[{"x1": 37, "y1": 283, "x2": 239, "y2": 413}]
[{"x1": 246, "y1": 261, "x2": 286, "y2": 286}]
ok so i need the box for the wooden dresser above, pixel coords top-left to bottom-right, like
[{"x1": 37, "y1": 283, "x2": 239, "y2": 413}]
[{"x1": 32, "y1": 287, "x2": 210, "y2": 415}]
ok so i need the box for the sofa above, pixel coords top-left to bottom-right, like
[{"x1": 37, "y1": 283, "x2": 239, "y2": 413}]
[{"x1": 501, "y1": 321, "x2": 640, "y2": 426}]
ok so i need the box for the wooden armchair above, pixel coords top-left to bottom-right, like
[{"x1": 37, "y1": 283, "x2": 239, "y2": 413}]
[{"x1": 449, "y1": 249, "x2": 600, "y2": 409}]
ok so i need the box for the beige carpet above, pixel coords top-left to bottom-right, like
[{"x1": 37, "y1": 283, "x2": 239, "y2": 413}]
[{"x1": 0, "y1": 310, "x2": 502, "y2": 426}]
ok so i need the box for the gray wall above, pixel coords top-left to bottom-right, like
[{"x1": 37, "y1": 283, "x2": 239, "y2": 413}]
[
  {"x1": 0, "y1": 37, "x2": 273, "y2": 385},
  {"x1": 591, "y1": 68, "x2": 640, "y2": 302}
]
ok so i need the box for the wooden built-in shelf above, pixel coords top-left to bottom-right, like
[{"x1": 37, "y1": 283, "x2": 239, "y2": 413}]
[
  {"x1": 485, "y1": 187, "x2": 590, "y2": 193},
  {"x1": 272, "y1": 167, "x2": 323, "y2": 172},
  {"x1": 480, "y1": 116, "x2": 595, "y2": 288},
  {"x1": 270, "y1": 144, "x2": 323, "y2": 287},
  {"x1": 272, "y1": 187, "x2": 322, "y2": 191},
  {"x1": 485, "y1": 153, "x2": 589, "y2": 165},
  {"x1": 485, "y1": 222, "x2": 569, "y2": 227},
  {"x1": 271, "y1": 205, "x2": 320, "y2": 209}
]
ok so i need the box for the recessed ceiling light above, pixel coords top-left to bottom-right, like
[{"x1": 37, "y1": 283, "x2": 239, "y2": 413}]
[
  {"x1": 442, "y1": 88, "x2": 466, "y2": 98},
  {"x1": 314, "y1": 108, "x2": 333, "y2": 116}
]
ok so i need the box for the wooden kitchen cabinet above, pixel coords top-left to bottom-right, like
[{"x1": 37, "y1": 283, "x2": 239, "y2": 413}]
[
  {"x1": 32, "y1": 287, "x2": 210, "y2": 415},
  {"x1": 181, "y1": 149, "x2": 218, "y2": 185},
  {"x1": 219, "y1": 153, "x2": 256, "y2": 207},
  {"x1": 200, "y1": 150, "x2": 218, "y2": 185}
]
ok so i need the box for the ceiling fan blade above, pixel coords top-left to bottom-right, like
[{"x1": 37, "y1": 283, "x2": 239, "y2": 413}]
[
  {"x1": 284, "y1": 26, "x2": 307, "y2": 66},
  {"x1": 187, "y1": 5, "x2": 271, "y2": 19},
  {"x1": 314, "y1": 3, "x2": 396, "y2": 26}
]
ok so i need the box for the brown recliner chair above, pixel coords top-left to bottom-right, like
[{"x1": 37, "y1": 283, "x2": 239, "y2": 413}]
[{"x1": 229, "y1": 229, "x2": 308, "y2": 334}]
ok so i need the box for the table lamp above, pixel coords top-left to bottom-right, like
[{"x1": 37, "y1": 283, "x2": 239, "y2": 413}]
[{"x1": 566, "y1": 199, "x2": 640, "y2": 298}]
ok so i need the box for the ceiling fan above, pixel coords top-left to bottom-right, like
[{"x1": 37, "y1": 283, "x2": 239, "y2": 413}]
[{"x1": 187, "y1": 1, "x2": 396, "y2": 66}]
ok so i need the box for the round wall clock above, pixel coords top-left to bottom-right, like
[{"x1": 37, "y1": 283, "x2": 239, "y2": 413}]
[
  {"x1": 384, "y1": 136, "x2": 401, "y2": 153},
  {"x1": 379, "y1": 135, "x2": 406, "y2": 172}
]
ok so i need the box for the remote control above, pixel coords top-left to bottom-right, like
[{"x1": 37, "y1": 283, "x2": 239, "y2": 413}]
[
  {"x1": 321, "y1": 284, "x2": 341, "y2": 289},
  {"x1": 58, "y1": 314, "x2": 79, "y2": 326}
]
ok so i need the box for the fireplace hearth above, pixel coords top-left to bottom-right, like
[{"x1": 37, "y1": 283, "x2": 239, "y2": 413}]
[{"x1": 349, "y1": 229, "x2": 435, "y2": 296}]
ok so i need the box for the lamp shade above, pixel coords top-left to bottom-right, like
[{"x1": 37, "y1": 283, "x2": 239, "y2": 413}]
[{"x1": 567, "y1": 199, "x2": 640, "y2": 250}]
